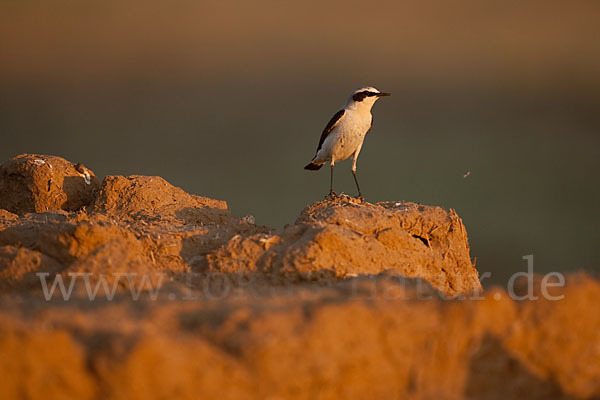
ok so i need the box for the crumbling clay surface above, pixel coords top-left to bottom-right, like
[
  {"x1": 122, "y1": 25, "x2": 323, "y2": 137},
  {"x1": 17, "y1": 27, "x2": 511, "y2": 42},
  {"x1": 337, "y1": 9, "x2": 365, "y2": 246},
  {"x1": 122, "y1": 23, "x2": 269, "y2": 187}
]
[
  {"x1": 0, "y1": 154, "x2": 99, "y2": 214},
  {"x1": 0, "y1": 154, "x2": 597, "y2": 399},
  {"x1": 207, "y1": 197, "x2": 481, "y2": 296},
  {"x1": 90, "y1": 175, "x2": 230, "y2": 224},
  {"x1": 0, "y1": 176, "x2": 265, "y2": 290},
  {"x1": 0, "y1": 168, "x2": 480, "y2": 295}
]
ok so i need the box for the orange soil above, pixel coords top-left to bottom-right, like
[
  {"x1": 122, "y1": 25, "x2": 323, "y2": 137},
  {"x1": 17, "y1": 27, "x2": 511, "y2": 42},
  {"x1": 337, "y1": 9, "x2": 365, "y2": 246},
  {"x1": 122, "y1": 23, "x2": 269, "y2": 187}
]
[{"x1": 0, "y1": 154, "x2": 598, "y2": 399}]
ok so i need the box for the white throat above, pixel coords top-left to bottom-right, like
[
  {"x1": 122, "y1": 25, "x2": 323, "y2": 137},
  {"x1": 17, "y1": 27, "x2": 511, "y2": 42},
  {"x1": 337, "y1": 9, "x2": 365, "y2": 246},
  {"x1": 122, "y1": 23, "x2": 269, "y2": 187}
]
[{"x1": 345, "y1": 97, "x2": 378, "y2": 112}]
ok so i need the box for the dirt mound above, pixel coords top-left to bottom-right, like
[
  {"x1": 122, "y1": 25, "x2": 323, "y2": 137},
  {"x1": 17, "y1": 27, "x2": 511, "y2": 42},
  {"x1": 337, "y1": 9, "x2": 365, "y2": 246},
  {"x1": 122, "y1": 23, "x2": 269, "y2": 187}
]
[
  {"x1": 207, "y1": 197, "x2": 481, "y2": 296},
  {"x1": 0, "y1": 154, "x2": 99, "y2": 214},
  {"x1": 4, "y1": 154, "x2": 596, "y2": 399},
  {"x1": 0, "y1": 161, "x2": 267, "y2": 290},
  {"x1": 0, "y1": 154, "x2": 479, "y2": 296},
  {"x1": 0, "y1": 173, "x2": 479, "y2": 295},
  {"x1": 0, "y1": 275, "x2": 598, "y2": 399},
  {"x1": 90, "y1": 175, "x2": 230, "y2": 224}
]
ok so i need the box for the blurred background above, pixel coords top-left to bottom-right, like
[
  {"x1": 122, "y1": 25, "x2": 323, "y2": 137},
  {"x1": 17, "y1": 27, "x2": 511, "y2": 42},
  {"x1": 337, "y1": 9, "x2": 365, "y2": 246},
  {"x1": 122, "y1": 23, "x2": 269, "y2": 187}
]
[{"x1": 1, "y1": 0, "x2": 598, "y2": 285}]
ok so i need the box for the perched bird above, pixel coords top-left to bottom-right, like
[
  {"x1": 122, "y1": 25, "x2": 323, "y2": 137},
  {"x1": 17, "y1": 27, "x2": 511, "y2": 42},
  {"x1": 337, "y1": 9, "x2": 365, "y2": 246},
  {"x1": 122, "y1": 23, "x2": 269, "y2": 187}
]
[{"x1": 304, "y1": 86, "x2": 390, "y2": 199}]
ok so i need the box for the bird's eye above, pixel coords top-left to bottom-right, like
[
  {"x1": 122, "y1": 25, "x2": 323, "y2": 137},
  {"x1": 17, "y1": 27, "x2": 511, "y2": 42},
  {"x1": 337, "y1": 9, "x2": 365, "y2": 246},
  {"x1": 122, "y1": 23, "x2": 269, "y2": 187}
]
[{"x1": 353, "y1": 92, "x2": 368, "y2": 101}]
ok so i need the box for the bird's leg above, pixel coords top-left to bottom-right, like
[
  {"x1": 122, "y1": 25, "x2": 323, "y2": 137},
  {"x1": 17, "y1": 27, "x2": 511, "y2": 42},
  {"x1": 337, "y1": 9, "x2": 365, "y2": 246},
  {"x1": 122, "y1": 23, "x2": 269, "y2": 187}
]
[
  {"x1": 352, "y1": 154, "x2": 363, "y2": 201},
  {"x1": 352, "y1": 170, "x2": 363, "y2": 201},
  {"x1": 328, "y1": 160, "x2": 337, "y2": 198}
]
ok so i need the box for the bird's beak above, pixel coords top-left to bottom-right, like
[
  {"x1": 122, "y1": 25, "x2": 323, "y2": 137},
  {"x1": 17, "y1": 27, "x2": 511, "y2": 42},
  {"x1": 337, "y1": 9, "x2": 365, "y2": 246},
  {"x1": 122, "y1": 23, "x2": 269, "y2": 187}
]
[{"x1": 377, "y1": 92, "x2": 391, "y2": 97}]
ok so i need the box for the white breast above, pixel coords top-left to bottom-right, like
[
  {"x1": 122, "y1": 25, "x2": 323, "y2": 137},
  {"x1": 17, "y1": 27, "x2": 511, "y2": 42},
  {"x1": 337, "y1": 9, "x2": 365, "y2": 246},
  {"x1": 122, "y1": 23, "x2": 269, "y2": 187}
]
[{"x1": 323, "y1": 110, "x2": 371, "y2": 162}]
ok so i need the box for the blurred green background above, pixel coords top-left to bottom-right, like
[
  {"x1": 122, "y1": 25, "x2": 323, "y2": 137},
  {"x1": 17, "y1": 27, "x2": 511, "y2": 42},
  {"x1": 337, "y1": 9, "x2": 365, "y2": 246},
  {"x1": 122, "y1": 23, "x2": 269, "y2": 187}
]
[{"x1": 1, "y1": 0, "x2": 598, "y2": 285}]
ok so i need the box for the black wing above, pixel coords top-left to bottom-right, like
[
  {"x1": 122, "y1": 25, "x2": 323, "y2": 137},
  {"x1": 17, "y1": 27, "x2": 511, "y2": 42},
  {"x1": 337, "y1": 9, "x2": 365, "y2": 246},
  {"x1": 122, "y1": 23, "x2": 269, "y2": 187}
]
[{"x1": 315, "y1": 109, "x2": 345, "y2": 155}]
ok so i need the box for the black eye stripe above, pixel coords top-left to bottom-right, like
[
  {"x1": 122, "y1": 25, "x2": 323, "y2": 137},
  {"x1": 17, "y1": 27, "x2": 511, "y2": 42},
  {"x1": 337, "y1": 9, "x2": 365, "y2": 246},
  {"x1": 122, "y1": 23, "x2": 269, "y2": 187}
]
[
  {"x1": 352, "y1": 91, "x2": 378, "y2": 101},
  {"x1": 352, "y1": 90, "x2": 379, "y2": 101}
]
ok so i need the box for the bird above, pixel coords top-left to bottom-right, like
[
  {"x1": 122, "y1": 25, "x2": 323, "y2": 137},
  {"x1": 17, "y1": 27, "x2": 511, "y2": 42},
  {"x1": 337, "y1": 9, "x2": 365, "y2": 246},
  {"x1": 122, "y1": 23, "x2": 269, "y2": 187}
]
[{"x1": 304, "y1": 86, "x2": 390, "y2": 199}]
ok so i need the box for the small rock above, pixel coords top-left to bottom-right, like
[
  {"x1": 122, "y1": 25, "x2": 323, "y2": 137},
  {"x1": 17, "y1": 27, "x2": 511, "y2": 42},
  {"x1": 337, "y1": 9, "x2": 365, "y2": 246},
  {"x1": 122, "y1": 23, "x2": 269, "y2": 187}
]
[{"x1": 0, "y1": 154, "x2": 99, "y2": 214}]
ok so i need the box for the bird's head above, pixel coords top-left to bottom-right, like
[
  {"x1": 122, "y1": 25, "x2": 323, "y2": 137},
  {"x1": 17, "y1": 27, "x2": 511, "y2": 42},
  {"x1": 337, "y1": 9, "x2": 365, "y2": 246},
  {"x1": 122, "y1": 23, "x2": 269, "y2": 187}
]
[{"x1": 346, "y1": 86, "x2": 391, "y2": 110}]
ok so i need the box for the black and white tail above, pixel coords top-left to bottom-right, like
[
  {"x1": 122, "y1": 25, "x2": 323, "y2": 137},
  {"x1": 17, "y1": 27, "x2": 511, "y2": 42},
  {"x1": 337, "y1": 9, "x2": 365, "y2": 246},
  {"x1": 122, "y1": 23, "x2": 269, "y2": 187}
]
[{"x1": 304, "y1": 162, "x2": 323, "y2": 170}]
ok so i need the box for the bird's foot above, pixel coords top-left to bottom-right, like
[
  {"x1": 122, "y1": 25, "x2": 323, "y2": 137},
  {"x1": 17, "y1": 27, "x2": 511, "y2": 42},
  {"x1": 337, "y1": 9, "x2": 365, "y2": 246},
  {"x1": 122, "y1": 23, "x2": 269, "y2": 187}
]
[
  {"x1": 355, "y1": 195, "x2": 364, "y2": 203},
  {"x1": 325, "y1": 191, "x2": 338, "y2": 200}
]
